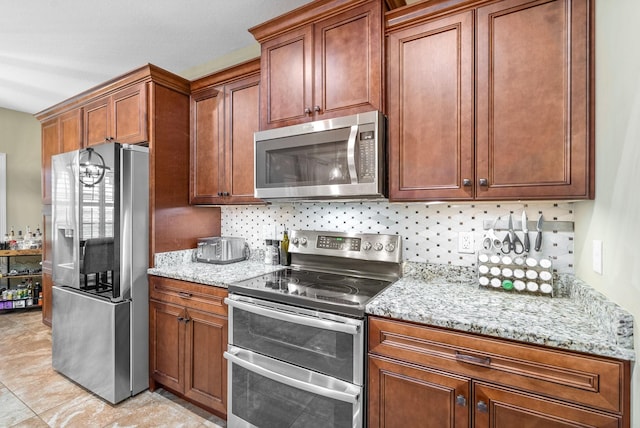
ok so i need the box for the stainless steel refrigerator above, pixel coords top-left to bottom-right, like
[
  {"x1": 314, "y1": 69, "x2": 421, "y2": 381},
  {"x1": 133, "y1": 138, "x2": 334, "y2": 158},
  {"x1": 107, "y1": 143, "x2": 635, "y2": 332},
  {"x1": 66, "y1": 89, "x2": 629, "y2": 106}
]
[{"x1": 51, "y1": 142, "x2": 149, "y2": 404}]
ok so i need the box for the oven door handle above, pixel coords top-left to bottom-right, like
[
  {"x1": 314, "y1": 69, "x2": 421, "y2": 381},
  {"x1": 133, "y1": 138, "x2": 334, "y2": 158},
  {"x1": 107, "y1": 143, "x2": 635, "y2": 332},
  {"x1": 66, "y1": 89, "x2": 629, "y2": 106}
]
[
  {"x1": 224, "y1": 297, "x2": 360, "y2": 335},
  {"x1": 224, "y1": 347, "x2": 360, "y2": 404},
  {"x1": 347, "y1": 124, "x2": 359, "y2": 184}
]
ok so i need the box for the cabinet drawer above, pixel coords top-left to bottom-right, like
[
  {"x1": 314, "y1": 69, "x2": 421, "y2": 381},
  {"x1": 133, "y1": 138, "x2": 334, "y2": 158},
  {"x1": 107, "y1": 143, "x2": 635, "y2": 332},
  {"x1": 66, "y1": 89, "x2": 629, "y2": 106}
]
[
  {"x1": 368, "y1": 316, "x2": 629, "y2": 414},
  {"x1": 149, "y1": 275, "x2": 227, "y2": 317}
]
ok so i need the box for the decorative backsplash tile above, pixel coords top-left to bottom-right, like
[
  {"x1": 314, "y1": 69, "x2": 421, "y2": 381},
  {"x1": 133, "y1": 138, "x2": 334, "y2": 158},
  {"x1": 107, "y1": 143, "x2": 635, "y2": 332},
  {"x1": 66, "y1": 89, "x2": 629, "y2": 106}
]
[{"x1": 221, "y1": 201, "x2": 575, "y2": 274}]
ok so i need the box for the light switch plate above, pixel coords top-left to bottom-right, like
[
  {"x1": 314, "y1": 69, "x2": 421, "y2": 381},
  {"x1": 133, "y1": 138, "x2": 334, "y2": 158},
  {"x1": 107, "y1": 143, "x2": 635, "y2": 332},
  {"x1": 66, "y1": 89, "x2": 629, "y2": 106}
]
[{"x1": 593, "y1": 240, "x2": 603, "y2": 275}]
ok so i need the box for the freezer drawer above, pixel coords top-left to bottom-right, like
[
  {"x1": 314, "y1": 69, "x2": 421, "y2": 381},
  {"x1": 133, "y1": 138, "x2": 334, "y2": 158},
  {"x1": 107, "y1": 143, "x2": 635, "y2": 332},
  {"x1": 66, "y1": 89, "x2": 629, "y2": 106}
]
[{"x1": 52, "y1": 286, "x2": 144, "y2": 404}]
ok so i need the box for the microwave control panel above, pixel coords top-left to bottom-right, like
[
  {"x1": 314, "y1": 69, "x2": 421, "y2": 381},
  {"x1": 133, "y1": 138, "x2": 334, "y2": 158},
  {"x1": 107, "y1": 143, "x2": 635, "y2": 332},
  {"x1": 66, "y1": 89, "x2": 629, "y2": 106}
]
[{"x1": 358, "y1": 130, "x2": 376, "y2": 183}]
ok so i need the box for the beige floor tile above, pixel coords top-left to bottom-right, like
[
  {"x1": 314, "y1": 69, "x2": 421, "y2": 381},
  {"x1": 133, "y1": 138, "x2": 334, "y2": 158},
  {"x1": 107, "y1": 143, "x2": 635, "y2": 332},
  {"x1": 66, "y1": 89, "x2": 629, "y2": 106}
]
[
  {"x1": 39, "y1": 392, "x2": 143, "y2": 427},
  {"x1": 105, "y1": 395, "x2": 207, "y2": 428},
  {"x1": 7, "y1": 415, "x2": 50, "y2": 427},
  {"x1": 8, "y1": 366, "x2": 93, "y2": 415},
  {"x1": 1, "y1": 310, "x2": 226, "y2": 428},
  {"x1": 0, "y1": 384, "x2": 36, "y2": 427}
]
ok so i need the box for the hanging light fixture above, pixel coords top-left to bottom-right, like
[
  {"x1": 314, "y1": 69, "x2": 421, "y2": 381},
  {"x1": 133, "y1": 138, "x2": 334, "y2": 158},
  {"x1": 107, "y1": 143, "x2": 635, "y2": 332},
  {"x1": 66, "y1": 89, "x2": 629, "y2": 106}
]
[{"x1": 78, "y1": 148, "x2": 110, "y2": 187}]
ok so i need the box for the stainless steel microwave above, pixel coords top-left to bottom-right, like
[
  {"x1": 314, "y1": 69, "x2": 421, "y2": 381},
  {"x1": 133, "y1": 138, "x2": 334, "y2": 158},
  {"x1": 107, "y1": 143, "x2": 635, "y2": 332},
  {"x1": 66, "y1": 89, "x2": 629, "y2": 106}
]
[{"x1": 254, "y1": 111, "x2": 386, "y2": 200}]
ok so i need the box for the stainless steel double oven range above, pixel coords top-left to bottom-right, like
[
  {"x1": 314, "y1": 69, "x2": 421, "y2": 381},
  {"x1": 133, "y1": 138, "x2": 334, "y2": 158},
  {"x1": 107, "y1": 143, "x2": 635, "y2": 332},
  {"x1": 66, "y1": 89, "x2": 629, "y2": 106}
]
[{"x1": 224, "y1": 230, "x2": 402, "y2": 428}]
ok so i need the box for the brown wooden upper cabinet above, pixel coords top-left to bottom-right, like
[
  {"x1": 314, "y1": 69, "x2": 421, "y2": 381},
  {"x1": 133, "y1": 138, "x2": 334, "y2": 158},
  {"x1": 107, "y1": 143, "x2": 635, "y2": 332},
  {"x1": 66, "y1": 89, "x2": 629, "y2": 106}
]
[
  {"x1": 40, "y1": 108, "x2": 83, "y2": 204},
  {"x1": 250, "y1": 0, "x2": 384, "y2": 130},
  {"x1": 190, "y1": 59, "x2": 263, "y2": 205},
  {"x1": 387, "y1": 0, "x2": 594, "y2": 201},
  {"x1": 84, "y1": 82, "x2": 148, "y2": 146}
]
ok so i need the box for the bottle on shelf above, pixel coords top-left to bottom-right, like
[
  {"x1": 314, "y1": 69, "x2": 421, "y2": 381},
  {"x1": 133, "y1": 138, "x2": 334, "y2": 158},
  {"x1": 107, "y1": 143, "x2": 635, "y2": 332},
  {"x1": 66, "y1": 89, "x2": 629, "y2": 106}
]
[
  {"x1": 280, "y1": 229, "x2": 290, "y2": 266},
  {"x1": 17, "y1": 230, "x2": 25, "y2": 250},
  {"x1": 8, "y1": 227, "x2": 16, "y2": 250}
]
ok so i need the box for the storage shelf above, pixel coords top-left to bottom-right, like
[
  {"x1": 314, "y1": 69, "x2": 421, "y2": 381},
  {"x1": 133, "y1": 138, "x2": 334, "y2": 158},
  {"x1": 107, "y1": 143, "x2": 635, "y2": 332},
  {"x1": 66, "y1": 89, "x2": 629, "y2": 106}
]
[
  {"x1": 1, "y1": 274, "x2": 42, "y2": 280},
  {"x1": 0, "y1": 249, "x2": 43, "y2": 312},
  {"x1": 0, "y1": 249, "x2": 42, "y2": 257}
]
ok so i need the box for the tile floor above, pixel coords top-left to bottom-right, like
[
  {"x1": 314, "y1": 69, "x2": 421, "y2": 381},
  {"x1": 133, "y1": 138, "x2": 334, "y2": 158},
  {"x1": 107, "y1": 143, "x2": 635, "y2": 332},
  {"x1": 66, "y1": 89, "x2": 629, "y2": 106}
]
[{"x1": 0, "y1": 310, "x2": 226, "y2": 428}]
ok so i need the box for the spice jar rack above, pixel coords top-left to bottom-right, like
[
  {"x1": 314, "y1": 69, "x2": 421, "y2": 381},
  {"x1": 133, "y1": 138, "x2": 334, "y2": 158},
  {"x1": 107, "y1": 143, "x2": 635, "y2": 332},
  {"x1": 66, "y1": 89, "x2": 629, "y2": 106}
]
[{"x1": 477, "y1": 252, "x2": 554, "y2": 297}]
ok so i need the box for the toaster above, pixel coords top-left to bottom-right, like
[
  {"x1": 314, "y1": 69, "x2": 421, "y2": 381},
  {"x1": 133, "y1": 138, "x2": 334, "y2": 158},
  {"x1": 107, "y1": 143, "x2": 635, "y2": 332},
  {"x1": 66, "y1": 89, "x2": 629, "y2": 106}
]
[{"x1": 196, "y1": 237, "x2": 250, "y2": 264}]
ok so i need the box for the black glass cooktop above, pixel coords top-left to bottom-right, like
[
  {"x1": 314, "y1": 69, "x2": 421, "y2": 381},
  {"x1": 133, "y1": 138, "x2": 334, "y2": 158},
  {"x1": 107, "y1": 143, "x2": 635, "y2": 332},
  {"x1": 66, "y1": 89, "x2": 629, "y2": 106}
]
[{"x1": 229, "y1": 268, "x2": 392, "y2": 317}]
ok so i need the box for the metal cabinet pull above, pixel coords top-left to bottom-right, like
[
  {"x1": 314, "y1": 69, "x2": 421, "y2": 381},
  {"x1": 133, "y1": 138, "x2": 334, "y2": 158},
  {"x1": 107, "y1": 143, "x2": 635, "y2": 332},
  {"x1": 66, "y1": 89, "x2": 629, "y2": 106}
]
[
  {"x1": 177, "y1": 316, "x2": 185, "y2": 322},
  {"x1": 456, "y1": 394, "x2": 467, "y2": 407},
  {"x1": 304, "y1": 107, "x2": 311, "y2": 115},
  {"x1": 479, "y1": 178, "x2": 488, "y2": 186},
  {"x1": 178, "y1": 292, "x2": 192, "y2": 298},
  {"x1": 314, "y1": 105, "x2": 321, "y2": 112},
  {"x1": 455, "y1": 351, "x2": 491, "y2": 366},
  {"x1": 477, "y1": 400, "x2": 488, "y2": 413},
  {"x1": 462, "y1": 178, "x2": 472, "y2": 187}
]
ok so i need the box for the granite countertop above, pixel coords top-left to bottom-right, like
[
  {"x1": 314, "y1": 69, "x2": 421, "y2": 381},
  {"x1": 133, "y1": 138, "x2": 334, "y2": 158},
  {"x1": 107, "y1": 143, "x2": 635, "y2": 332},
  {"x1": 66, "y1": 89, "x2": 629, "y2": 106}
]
[
  {"x1": 147, "y1": 249, "x2": 282, "y2": 288},
  {"x1": 148, "y1": 250, "x2": 634, "y2": 361},
  {"x1": 366, "y1": 263, "x2": 635, "y2": 361}
]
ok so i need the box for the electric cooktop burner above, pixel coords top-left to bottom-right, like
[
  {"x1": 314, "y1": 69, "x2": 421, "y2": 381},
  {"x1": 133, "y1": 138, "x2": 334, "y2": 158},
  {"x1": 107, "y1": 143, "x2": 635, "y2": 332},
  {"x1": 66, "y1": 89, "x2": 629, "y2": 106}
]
[
  {"x1": 229, "y1": 268, "x2": 392, "y2": 317},
  {"x1": 229, "y1": 230, "x2": 403, "y2": 317}
]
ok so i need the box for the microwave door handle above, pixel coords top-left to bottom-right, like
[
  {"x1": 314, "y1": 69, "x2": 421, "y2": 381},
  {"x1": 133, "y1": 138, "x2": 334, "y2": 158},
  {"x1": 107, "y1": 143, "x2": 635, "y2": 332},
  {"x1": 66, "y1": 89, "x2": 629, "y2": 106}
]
[
  {"x1": 347, "y1": 124, "x2": 358, "y2": 184},
  {"x1": 224, "y1": 297, "x2": 360, "y2": 335},
  {"x1": 224, "y1": 347, "x2": 360, "y2": 404}
]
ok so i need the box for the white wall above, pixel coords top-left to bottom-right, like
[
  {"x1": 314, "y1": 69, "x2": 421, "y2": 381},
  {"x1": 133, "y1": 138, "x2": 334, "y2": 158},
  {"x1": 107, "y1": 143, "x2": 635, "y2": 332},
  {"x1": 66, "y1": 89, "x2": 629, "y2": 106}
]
[
  {"x1": 574, "y1": 0, "x2": 640, "y2": 423},
  {"x1": 0, "y1": 108, "x2": 42, "y2": 235}
]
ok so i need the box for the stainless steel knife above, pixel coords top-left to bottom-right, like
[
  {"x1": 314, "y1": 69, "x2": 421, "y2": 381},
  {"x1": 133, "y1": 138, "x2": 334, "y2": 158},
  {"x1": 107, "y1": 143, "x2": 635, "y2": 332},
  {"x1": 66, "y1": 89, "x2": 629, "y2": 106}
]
[
  {"x1": 521, "y1": 211, "x2": 530, "y2": 252},
  {"x1": 534, "y1": 214, "x2": 544, "y2": 251}
]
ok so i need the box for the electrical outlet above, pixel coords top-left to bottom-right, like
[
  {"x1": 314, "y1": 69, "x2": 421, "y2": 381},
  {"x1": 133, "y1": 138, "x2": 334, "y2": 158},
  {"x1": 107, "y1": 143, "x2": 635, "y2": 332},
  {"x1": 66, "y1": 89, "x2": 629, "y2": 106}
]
[
  {"x1": 593, "y1": 240, "x2": 603, "y2": 275},
  {"x1": 458, "y1": 232, "x2": 475, "y2": 254}
]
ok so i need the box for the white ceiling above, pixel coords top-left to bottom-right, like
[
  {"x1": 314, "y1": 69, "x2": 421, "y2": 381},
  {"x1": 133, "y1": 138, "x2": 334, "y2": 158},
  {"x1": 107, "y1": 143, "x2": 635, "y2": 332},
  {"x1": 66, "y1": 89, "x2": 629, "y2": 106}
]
[{"x1": 0, "y1": 0, "x2": 312, "y2": 115}]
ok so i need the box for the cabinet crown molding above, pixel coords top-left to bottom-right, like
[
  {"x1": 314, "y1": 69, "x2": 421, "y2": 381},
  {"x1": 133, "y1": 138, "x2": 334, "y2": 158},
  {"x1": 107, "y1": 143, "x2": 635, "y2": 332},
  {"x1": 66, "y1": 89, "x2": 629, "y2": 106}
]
[
  {"x1": 190, "y1": 58, "x2": 260, "y2": 92},
  {"x1": 249, "y1": 0, "x2": 380, "y2": 42},
  {"x1": 35, "y1": 63, "x2": 190, "y2": 122}
]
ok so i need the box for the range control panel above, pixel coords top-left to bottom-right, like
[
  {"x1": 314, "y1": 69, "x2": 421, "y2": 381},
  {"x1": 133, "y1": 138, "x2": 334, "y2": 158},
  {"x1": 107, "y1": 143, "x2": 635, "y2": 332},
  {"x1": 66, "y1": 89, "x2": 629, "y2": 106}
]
[{"x1": 288, "y1": 230, "x2": 402, "y2": 263}]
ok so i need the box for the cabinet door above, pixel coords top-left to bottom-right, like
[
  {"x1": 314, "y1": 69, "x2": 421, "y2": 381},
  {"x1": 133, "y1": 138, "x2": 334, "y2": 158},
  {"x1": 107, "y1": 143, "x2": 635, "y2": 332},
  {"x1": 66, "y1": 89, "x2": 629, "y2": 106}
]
[
  {"x1": 113, "y1": 82, "x2": 148, "y2": 144},
  {"x1": 59, "y1": 108, "x2": 83, "y2": 152},
  {"x1": 41, "y1": 117, "x2": 61, "y2": 204},
  {"x1": 368, "y1": 355, "x2": 470, "y2": 428},
  {"x1": 150, "y1": 300, "x2": 185, "y2": 394},
  {"x1": 475, "y1": 0, "x2": 592, "y2": 199},
  {"x1": 225, "y1": 73, "x2": 263, "y2": 203},
  {"x1": 259, "y1": 25, "x2": 313, "y2": 129},
  {"x1": 190, "y1": 87, "x2": 224, "y2": 204},
  {"x1": 314, "y1": 0, "x2": 382, "y2": 119},
  {"x1": 387, "y1": 11, "x2": 474, "y2": 201},
  {"x1": 183, "y1": 308, "x2": 228, "y2": 416},
  {"x1": 473, "y1": 383, "x2": 620, "y2": 428},
  {"x1": 84, "y1": 96, "x2": 110, "y2": 147}
]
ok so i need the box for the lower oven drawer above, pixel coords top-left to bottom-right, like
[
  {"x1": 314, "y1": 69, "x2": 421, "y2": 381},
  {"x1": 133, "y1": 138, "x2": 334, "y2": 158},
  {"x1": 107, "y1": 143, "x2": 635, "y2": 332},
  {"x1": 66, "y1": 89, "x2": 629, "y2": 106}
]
[
  {"x1": 225, "y1": 294, "x2": 364, "y2": 384},
  {"x1": 224, "y1": 346, "x2": 362, "y2": 428}
]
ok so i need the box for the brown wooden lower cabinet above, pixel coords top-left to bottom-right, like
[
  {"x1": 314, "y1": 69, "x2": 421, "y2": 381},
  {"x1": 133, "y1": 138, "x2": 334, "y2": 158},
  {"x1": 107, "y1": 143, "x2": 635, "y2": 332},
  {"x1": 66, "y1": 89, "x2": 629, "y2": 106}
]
[
  {"x1": 368, "y1": 316, "x2": 630, "y2": 428},
  {"x1": 149, "y1": 275, "x2": 228, "y2": 418},
  {"x1": 473, "y1": 383, "x2": 620, "y2": 428},
  {"x1": 368, "y1": 355, "x2": 470, "y2": 427}
]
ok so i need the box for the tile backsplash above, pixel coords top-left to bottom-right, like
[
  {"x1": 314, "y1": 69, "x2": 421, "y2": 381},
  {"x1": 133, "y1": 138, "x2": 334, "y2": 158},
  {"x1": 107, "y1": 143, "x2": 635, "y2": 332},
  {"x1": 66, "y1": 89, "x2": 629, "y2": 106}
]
[{"x1": 221, "y1": 201, "x2": 574, "y2": 274}]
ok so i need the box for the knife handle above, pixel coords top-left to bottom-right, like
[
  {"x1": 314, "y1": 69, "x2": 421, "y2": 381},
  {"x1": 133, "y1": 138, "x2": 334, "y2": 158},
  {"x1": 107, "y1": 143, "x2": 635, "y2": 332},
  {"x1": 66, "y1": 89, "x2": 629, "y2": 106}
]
[
  {"x1": 523, "y1": 232, "x2": 530, "y2": 252},
  {"x1": 534, "y1": 231, "x2": 542, "y2": 252}
]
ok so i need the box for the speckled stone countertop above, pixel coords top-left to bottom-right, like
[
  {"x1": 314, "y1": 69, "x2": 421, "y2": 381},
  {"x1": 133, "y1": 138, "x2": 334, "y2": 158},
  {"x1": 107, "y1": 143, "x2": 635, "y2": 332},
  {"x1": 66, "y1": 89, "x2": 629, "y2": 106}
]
[
  {"x1": 367, "y1": 262, "x2": 635, "y2": 361},
  {"x1": 147, "y1": 249, "x2": 282, "y2": 288},
  {"x1": 148, "y1": 251, "x2": 634, "y2": 361}
]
